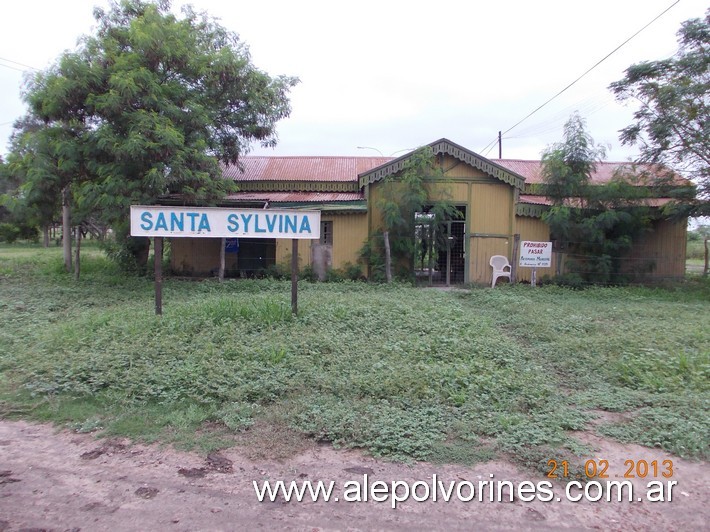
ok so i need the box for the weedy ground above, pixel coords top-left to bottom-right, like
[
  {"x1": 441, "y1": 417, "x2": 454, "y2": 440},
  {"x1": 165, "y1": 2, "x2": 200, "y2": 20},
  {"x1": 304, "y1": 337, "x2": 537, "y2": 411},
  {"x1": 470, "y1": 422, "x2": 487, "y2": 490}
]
[{"x1": 1, "y1": 243, "x2": 708, "y2": 474}]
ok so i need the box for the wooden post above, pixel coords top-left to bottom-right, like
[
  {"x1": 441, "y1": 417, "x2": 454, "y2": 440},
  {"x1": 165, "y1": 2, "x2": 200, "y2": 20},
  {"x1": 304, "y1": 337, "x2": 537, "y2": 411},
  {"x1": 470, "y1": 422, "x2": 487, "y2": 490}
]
[
  {"x1": 291, "y1": 239, "x2": 298, "y2": 315},
  {"x1": 219, "y1": 237, "x2": 226, "y2": 282},
  {"x1": 155, "y1": 237, "x2": 163, "y2": 316},
  {"x1": 531, "y1": 267, "x2": 537, "y2": 288},
  {"x1": 511, "y1": 233, "x2": 520, "y2": 283},
  {"x1": 704, "y1": 237, "x2": 708, "y2": 277},
  {"x1": 74, "y1": 227, "x2": 81, "y2": 280}
]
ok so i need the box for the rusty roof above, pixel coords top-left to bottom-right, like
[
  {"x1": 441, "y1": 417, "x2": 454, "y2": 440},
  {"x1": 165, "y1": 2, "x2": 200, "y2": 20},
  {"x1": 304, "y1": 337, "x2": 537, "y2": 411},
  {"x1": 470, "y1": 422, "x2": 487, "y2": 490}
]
[
  {"x1": 222, "y1": 151, "x2": 687, "y2": 189},
  {"x1": 494, "y1": 159, "x2": 686, "y2": 186},
  {"x1": 222, "y1": 157, "x2": 391, "y2": 183},
  {"x1": 518, "y1": 194, "x2": 676, "y2": 208},
  {"x1": 225, "y1": 191, "x2": 364, "y2": 203}
]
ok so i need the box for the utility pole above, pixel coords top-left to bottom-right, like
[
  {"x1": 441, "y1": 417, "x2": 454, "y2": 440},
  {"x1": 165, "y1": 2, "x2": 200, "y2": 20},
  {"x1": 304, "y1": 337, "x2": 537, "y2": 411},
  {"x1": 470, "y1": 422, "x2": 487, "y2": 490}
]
[{"x1": 498, "y1": 131, "x2": 502, "y2": 159}]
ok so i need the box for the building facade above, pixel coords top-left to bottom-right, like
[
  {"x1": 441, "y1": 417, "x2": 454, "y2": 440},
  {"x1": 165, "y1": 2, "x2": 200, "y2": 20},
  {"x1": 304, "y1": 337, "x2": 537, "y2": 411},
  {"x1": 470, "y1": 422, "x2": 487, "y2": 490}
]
[{"x1": 169, "y1": 139, "x2": 688, "y2": 284}]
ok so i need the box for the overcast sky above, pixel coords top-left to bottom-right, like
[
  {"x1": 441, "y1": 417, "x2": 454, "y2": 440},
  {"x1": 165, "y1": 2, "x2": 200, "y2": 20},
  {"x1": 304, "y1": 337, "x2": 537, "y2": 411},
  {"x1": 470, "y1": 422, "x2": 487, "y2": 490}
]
[{"x1": 0, "y1": 0, "x2": 706, "y2": 162}]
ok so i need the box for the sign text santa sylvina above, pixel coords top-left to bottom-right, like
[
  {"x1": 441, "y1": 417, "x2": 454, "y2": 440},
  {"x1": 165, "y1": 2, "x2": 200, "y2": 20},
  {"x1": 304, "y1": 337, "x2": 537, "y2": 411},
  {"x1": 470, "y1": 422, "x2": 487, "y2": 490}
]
[
  {"x1": 519, "y1": 241, "x2": 552, "y2": 268},
  {"x1": 130, "y1": 206, "x2": 320, "y2": 240}
]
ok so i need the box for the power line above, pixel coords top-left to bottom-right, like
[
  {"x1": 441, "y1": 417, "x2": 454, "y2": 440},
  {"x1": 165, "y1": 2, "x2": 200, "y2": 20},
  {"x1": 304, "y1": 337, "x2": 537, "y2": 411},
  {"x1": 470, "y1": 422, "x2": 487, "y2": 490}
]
[
  {"x1": 479, "y1": 0, "x2": 681, "y2": 157},
  {"x1": 0, "y1": 62, "x2": 28, "y2": 73},
  {"x1": 0, "y1": 56, "x2": 38, "y2": 71}
]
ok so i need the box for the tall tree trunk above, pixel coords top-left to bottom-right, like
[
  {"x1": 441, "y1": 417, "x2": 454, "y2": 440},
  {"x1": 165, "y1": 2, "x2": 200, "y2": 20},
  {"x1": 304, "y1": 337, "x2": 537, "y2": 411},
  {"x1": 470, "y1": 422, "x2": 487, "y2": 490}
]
[
  {"x1": 383, "y1": 230, "x2": 392, "y2": 283},
  {"x1": 62, "y1": 187, "x2": 72, "y2": 272},
  {"x1": 74, "y1": 227, "x2": 81, "y2": 280},
  {"x1": 42, "y1": 225, "x2": 50, "y2": 248}
]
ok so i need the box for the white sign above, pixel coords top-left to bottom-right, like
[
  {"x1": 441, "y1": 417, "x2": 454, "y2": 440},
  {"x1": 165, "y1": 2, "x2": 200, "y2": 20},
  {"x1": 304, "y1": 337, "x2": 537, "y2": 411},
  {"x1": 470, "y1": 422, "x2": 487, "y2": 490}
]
[
  {"x1": 519, "y1": 241, "x2": 552, "y2": 268},
  {"x1": 130, "y1": 205, "x2": 320, "y2": 240}
]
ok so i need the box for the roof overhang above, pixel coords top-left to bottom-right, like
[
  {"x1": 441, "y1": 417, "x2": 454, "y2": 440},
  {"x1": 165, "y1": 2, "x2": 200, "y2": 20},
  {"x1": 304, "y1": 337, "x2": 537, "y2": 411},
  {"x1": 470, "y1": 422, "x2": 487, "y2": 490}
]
[{"x1": 358, "y1": 138, "x2": 526, "y2": 190}]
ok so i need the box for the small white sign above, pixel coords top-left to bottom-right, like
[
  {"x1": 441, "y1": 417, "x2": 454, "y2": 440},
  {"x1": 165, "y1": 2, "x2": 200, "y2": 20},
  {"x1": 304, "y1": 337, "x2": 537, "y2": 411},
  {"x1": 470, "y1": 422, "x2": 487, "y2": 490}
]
[
  {"x1": 130, "y1": 205, "x2": 320, "y2": 240},
  {"x1": 519, "y1": 241, "x2": 552, "y2": 268}
]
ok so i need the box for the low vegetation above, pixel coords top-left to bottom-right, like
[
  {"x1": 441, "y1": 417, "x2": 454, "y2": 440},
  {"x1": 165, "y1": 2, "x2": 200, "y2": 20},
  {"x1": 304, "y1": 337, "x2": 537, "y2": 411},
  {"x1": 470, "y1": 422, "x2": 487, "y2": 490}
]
[{"x1": 1, "y1": 244, "x2": 708, "y2": 474}]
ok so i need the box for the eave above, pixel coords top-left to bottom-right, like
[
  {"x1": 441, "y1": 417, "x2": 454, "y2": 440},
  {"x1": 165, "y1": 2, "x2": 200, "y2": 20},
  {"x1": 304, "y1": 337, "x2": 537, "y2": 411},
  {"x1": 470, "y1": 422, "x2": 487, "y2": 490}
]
[{"x1": 358, "y1": 138, "x2": 527, "y2": 190}]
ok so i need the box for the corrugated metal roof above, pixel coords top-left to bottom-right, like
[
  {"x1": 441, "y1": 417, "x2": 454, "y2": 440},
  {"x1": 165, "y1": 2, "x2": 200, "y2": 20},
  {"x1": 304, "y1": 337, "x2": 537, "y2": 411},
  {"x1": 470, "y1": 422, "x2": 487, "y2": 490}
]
[
  {"x1": 518, "y1": 194, "x2": 676, "y2": 207},
  {"x1": 222, "y1": 157, "x2": 391, "y2": 182},
  {"x1": 226, "y1": 191, "x2": 364, "y2": 203},
  {"x1": 221, "y1": 153, "x2": 686, "y2": 187},
  {"x1": 518, "y1": 194, "x2": 552, "y2": 205},
  {"x1": 494, "y1": 159, "x2": 686, "y2": 185}
]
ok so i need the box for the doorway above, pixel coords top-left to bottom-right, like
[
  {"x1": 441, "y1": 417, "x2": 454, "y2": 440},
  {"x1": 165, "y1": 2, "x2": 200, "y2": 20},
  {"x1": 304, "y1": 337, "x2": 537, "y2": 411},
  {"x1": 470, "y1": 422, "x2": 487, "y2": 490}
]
[{"x1": 414, "y1": 206, "x2": 466, "y2": 286}]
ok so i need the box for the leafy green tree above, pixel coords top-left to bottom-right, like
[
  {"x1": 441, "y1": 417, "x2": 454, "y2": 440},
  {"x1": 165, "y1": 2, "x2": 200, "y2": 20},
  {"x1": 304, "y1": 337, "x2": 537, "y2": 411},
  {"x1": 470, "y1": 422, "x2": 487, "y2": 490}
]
[
  {"x1": 23, "y1": 0, "x2": 298, "y2": 269},
  {"x1": 369, "y1": 147, "x2": 458, "y2": 282},
  {"x1": 4, "y1": 116, "x2": 73, "y2": 252},
  {"x1": 542, "y1": 114, "x2": 658, "y2": 284},
  {"x1": 610, "y1": 9, "x2": 709, "y2": 215}
]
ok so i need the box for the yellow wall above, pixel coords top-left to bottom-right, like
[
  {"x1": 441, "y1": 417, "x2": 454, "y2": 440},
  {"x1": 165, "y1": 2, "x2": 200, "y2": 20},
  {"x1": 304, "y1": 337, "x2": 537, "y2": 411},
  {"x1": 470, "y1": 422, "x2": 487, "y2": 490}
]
[
  {"x1": 170, "y1": 238, "x2": 223, "y2": 275},
  {"x1": 468, "y1": 183, "x2": 515, "y2": 283},
  {"x1": 622, "y1": 218, "x2": 687, "y2": 280},
  {"x1": 367, "y1": 158, "x2": 517, "y2": 284},
  {"x1": 275, "y1": 239, "x2": 310, "y2": 269},
  {"x1": 329, "y1": 213, "x2": 369, "y2": 267},
  {"x1": 275, "y1": 212, "x2": 369, "y2": 271}
]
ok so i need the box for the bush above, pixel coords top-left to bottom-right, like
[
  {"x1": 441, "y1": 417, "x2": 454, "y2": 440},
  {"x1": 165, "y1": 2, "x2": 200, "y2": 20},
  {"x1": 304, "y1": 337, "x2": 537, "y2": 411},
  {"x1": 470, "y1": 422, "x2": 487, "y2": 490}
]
[
  {"x1": 0, "y1": 223, "x2": 20, "y2": 243},
  {"x1": 342, "y1": 261, "x2": 366, "y2": 281},
  {"x1": 551, "y1": 273, "x2": 585, "y2": 289},
  {"x1": 299, "y1": 264, "x2": 318, "y2": 282},
  {"x1": 261, "y1": 263, "x2": 288, "y2": 280}
]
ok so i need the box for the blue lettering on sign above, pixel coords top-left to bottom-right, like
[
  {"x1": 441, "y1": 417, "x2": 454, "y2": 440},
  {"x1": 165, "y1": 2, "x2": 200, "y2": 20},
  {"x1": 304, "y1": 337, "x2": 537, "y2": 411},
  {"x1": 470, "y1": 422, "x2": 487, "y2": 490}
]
[
  {"x1": 227, "y1": 213, "x2": 239, "y2": 232},
  {"x1": 139, "y1": 210, "x2": 314, "y2": 235},
  {"x1": 198, "y1": 214, "x2": 210, "y2": 232},
  {"x1": 140, "y1": 212, "x2": 152, "y2": 230},
  {"x1": 254, "y1": 215, "x2": 266, "y2": 233},
  {"x1": 266, "y1": 214, "x2": 277, "y2": 232},
  {"x1": 155, "y1": 212, "x2": 168, "y2": 231},
  {"x1": 285, "y1": 215, "x2": 297, "y2": 233},
  {"x1": 240, "y1": 213, "x2": 253, "y2": 232},
  {"x1": 299, "y1": 217, "x2": 311, "y2": 234},
  {"x1": 186, "y1": 212, "x2": 200, "y2": 231},
  {"x1": 140, "y1": 211, "x2": 212, "y2": 233},
  {"x1": 170, "y1": 212, "x2": 184, "y2": 231}
]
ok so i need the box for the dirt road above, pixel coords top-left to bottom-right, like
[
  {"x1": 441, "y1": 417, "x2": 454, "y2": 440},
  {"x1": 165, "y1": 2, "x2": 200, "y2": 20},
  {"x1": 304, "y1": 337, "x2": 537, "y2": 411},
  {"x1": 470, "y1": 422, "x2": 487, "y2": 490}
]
[{"x1": 1, "y1": 420, "x2": 707, "y2": 531}]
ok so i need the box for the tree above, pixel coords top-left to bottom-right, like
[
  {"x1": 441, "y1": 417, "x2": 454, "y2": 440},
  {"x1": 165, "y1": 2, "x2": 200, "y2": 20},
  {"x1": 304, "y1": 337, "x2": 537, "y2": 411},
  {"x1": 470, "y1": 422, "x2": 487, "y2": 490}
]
[
  {"x1": 5, "y1": 116, "x2": 73, "y2": 255},
  {"x1": 542, "y1": 114, "x2": 658, "y2": 284},
  {"x1": 610, "y1": 9, "x2": 709, "y2": 215},
  {"x1": 23, "y1": 0, "x2": 298, "y2": 269},
  {"x1": 366, "y1": 147, "x2": 458, "y2": 282}
]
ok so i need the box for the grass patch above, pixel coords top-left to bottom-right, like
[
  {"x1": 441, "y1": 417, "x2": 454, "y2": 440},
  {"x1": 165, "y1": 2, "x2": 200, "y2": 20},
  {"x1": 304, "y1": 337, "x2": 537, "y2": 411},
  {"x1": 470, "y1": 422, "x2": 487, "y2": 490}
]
[{"x1": 1, "y1": 245, "x2": 708, "y2": 469}]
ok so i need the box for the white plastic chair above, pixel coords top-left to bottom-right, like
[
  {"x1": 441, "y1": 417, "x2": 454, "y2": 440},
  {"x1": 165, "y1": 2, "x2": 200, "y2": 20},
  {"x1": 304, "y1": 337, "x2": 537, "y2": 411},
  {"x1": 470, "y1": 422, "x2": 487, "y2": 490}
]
[{"x1": 489, "y1": 255, "x2": 511, "y2": 288}]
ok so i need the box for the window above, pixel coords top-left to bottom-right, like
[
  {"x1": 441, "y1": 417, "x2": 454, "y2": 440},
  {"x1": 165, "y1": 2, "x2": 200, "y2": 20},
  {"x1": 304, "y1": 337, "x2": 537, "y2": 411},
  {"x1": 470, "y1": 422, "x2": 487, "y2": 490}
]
[{"x1": 320, "y1": 221, "x2": 333, "y2": 245}]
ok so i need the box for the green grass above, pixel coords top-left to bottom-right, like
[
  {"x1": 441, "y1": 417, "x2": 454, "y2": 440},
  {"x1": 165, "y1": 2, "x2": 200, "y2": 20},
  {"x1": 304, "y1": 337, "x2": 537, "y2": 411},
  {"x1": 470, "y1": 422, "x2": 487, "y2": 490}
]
[{"x1": 1, "y1": 244, "x2": 708, "y2": 472}]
